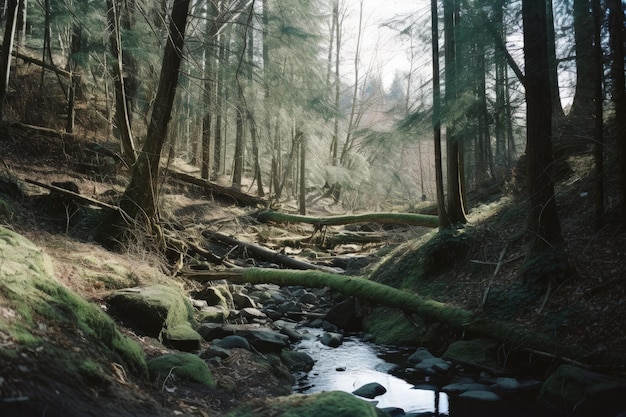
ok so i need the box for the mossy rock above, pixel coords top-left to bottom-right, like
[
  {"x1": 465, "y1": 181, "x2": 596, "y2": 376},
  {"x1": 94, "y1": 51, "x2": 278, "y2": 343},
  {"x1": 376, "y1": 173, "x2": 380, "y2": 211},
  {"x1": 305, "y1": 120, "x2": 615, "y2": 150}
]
[
  {"x1": 442, "y1": 339, "x2": 500, "y2": 370},
  {"x1": 107, "y1": 284, "x2": 196, "y2": 341},
  {"x1": 0, "y1": 226, "x2": 146, "y2": 377},
  {"x1": 148, "y1": 352, "x2": 215, "y2": 387},
  {"x1": 539, "y1": 364, "x2": 626, "y2": 416},
  {"x1": 362, "y1": 307, "x2": 425, "y2": 346},
  {"x1": 224, "y1": 391, "x2": 389, "y2": 417}
]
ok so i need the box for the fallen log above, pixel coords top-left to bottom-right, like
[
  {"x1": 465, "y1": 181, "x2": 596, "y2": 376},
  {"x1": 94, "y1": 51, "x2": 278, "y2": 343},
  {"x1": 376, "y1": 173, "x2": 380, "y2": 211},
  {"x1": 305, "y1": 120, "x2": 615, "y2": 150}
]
[
  {"x1": 257, "y1": 210, "x2": 439, "y2": 228},
  {"x1": 167, "y1": 169, "x2": 267, "y2": 208},
  {"x1": 185, "y1": 267, "x2": 607, "y2": 369},
  {"x1": 24, "y1": 178, "x2": 119, "y2": 211},
  {"x1": 202, "y1": 230, "x2": 342, "y2": 274}
]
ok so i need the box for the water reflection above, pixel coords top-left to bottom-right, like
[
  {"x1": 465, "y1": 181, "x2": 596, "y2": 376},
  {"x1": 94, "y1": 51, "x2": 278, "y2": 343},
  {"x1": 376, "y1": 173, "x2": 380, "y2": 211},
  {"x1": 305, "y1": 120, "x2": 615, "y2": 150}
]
[{"x1": 294, "y1": 332, "x2": 449, "y2": 415}]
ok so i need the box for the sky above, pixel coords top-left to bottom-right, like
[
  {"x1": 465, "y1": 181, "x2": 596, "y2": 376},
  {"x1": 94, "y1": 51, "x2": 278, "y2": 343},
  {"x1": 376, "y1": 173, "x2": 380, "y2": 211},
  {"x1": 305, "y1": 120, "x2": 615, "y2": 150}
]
[{"x1": 341, "y1": 0, "x2": 431, "y2": 88}]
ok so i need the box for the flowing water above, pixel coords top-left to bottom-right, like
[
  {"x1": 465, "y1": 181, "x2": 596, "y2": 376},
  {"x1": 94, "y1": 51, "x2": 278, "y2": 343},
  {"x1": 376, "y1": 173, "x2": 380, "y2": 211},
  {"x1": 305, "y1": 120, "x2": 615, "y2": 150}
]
[{"x1": 292, "y1": 329, "x2": 554, "y2": 416}]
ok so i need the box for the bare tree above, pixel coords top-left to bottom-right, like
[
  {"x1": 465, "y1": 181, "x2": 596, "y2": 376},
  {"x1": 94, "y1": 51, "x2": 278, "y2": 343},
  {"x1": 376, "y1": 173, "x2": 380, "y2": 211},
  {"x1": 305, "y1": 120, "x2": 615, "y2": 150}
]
[{"x1": 0, "y1": 0, "x2": 19, "y2": 119}]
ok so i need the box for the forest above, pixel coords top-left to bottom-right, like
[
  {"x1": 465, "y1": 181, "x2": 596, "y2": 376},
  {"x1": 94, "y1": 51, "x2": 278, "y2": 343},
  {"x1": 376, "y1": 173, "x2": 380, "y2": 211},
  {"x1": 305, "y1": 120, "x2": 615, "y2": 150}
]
[{"x1": 1, "y1": 0, "x2": 626, "y2": 416}]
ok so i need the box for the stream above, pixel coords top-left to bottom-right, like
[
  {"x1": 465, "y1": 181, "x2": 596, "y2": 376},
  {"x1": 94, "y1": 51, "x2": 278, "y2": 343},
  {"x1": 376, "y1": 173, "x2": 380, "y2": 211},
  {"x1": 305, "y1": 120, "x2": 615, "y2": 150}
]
[{"x1": 291, "y1": 329, "x2": 554, "y2": 417}]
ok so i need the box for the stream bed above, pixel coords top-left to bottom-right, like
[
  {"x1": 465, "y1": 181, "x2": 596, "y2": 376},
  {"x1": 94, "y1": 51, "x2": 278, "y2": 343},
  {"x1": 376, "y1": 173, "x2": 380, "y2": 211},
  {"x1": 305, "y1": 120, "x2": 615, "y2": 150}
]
[{"x1": 292, "y1": 329, "x2": 554, "y2": 416}]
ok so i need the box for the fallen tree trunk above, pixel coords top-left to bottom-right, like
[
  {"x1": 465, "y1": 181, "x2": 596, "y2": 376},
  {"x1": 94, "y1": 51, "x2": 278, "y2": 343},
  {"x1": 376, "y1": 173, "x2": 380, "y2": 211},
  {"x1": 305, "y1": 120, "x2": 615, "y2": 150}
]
[
  {"x1": 167, "y1": 170, "x2": 267, "y2": 208},
  {"x1": 185, "y1": 267, "x2": 608, "y2": 368},
  {"x1": 202, "y1": 230, "x2": 342, "y2": 274},
  {"x1": 257, "y1": 210, "x2": 439, "y2": 228},
  {"x1": 24, "y1": 178, "x2": 119, "y2": 211}
]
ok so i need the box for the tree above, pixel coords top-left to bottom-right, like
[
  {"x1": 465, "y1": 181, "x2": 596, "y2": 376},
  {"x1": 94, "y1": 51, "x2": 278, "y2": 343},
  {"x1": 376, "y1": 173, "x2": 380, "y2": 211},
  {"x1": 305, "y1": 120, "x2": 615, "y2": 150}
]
[
  {"x1": 522, "y1": 0, "x2": 564, "y2": 255},
  {"x1": 443, "y1": 0, "x2": 467, "y2": 225},
  {"x1": 608, "y1": 0, "x2": 626, "y2": 220},
  {"x1": 109, "y1": 0, "x2": 191, "y2": 242},
  {"x1": 431, "y1": 0, "x2": 451, "y2": 228},
  {"x1": 0, "y1": 0, "x2": 19, "y2": 119}
]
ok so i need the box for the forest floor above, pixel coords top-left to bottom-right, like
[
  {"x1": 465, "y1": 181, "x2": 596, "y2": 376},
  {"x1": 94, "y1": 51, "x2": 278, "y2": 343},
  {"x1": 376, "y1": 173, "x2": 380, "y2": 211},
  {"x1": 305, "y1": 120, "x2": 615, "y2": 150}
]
[{"x1": 1, "y1": 127, "x2": 626, "y2": 416}]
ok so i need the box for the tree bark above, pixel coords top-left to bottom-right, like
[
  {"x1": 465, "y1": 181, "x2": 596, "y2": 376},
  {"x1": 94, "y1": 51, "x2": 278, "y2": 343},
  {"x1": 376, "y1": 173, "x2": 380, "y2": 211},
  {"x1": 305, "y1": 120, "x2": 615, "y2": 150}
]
[
  {"x1": 0, "y1": 0, "x2": 19, "y2": 120},
  {"x1": 522, "y1": 0, "x2": 563, "y2": 253},
  {"x1": 113, "y1": 0, "x2": 191, "y2": 238}
]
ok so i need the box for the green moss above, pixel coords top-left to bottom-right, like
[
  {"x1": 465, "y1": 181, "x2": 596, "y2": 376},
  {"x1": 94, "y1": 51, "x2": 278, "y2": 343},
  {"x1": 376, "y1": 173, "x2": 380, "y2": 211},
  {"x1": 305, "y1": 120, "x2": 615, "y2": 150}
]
[
  {"x1": 442, "y1": 339, "x2": 500, "y2": 369},
  {"x1": 0, "y1": 226, "x2": 147, "y2": 377},
  {"x1": 362, "y1": 307, "x2": 424, "y2": 346},
  {"x1": 148, "y1": 353, "x2": 215, "y2": 387},
  {"x1": 224, "y1": 391, "x2": 386, "y2": 417}
]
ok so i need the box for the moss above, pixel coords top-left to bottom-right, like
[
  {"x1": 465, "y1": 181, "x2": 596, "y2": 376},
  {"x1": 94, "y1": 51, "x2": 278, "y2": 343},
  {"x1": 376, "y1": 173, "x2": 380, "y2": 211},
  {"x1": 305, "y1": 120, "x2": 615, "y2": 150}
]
[
  {"x1": 362, "y1": 307, "x2": 424, "y2": 346},
  {"x1": 224, "y1": 391, "x2": 386, "y2": 417},
  {"x1": 0, "y1": 226, "x2": 147, "y2": 377},
  {"x1": 148, "y1": 353, "x2": 215, "y2": 387},
  {"x1": 442, "y1": 339, "x2": 500, "y2": 369}
]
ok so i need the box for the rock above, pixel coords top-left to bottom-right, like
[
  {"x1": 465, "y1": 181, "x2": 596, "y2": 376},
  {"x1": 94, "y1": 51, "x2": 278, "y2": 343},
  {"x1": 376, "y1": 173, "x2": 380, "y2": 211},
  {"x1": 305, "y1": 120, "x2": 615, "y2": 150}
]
[
  {"x1": 297, "y1": 291, "x2": 318, "y2": 305},
  {"x1": 458, "y1": 390, "x2": 501, "y2": 402},
  {"x1": 408, "y1": 347, "x2": 436, "y2": 364},
  {"x1": 412, "y1": 357, "x2": 451, "y2": 374},
  {"x1": 216, "y1": 335, "x2": 252, "y2": 351},
  {"x1": 162, "y1": 322, "x2": 202, "y2": 352},
  {"x1": 320, "y1": 332, "x2": 343, "y2": 348},
  {"x1": 233, "y1": 292, "x2": 257, "y2": 309},
  {"x1": 224, "y1": 391, "x2": 383, "y2": 417},
  {"x1": 380, "y1": 407, "x2": 405, "y2": 417},
  {"x1": 280, "y1": 350, "x2": 315, "y2": 372},
  {"x1": 200, "y1": 345, "x2": 231, "y2": 360},
  {"x1": 491, "y1": 377, "x2": 521, "y2": 391},
  {"x1": 107, "y1": 285, "x2": 196, "y2": 342},
  {"x1": 539, "y1": 364, "x2": 626, "y2": 416},
  {"x1": 352, "y1": 382, "x2": 387, "y2": 399},
  {"x1": 262, "y1": 308, "x2": 283, "y2": 321},
  {"x1": 147, "y1": 353, "x2": 215, "y2": 387},
  {"x1": 197, "y1": 322, "x2": 226, "y2": 341},
  {"x1": 279, "y1": 326, "x2": 306, "y2": 342},
  {"x1": 239, "y1": 307, "x2": 267, "y2": 322},
  {"x1": 194, "y1": 286, "x2": 229, "y2": 309},
  {"x1": 198, "y1": 305, "x2": 229, "y2": 323},
  {"x1": 324, "y1": 297, "x2": 362, "y2": 332},
  {"x1": 237, "y1": 329, "x2": 290, "y2": 353},
  {"x1": 276, "y1": 300, "x2": 301, "y2": 314},
  {"x1": 443, "y1": 382, "x2": 490, "y2": 394},
  {"x1": 321, "y1": 320, "x2": 340, "y2": 333},
  {"x1": 442, "y1": 339, "x2": 500, "y2": 370}
]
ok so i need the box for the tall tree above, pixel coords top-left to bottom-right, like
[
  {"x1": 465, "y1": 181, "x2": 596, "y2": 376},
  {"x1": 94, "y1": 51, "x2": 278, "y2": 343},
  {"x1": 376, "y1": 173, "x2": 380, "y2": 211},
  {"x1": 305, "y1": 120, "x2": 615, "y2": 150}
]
[
  {"x1": 522, "y1": 0, "x2": 563, "y2": 254},
  {"x1": 0, "y1": 0, "x2": 18, "y2": 119},
  {"x1": 431, "y1": 0, "x2": 451, "y2": 228},
  {"x1": 111, "y1": 0, "x2": 191, "y2": 241},
  {"x1": 443, "y1": 0, "x2": 467, "y2": 224},
  {"x1": 568, "y1": 0, "x2": 596, "y2": 124},
  {"x1": 608, "y1": 0, "x2": 626, "y2": 219}
]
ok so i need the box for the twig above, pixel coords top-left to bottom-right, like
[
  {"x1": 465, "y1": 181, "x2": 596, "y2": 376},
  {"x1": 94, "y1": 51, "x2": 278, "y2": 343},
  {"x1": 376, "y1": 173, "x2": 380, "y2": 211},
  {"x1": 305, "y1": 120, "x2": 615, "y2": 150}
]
[{"x1": 482, "y1": 243, "x2": 510, "y2": 307}]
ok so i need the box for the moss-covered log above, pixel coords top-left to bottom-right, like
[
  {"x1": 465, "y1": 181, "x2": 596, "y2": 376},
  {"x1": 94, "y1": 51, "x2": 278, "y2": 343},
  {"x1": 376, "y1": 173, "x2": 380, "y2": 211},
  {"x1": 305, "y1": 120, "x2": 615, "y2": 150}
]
[
  {"x1": 257, "y1": 210, "x2": 438, "y2": 228},
  {"x1": 185, "y1": 267, "x2": 613, "y2": 368}
]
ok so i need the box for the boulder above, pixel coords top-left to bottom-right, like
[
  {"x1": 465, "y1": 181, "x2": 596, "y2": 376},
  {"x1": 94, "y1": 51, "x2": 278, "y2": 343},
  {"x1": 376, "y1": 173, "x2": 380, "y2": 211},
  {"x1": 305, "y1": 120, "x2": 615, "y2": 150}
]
[
  {"x1": 198, "y1": 305, "x2": 229, "y2": 323},
  {"x1": 352, "y1": 382, "x2": 387, "y2": 399},
  {"x1": 223, "y1": 391, "x2": 384, "y2": 417},
  {"x1": 194, "y1": 286, "x2": 229, "y2": 309},
  {"x1": 539, "y1": 364, "x2": 626, "y2": 416},
  {"x1": 162, "y1": 322, "x2": 202, "y2": 352},
  {"x1": 216, "y1": 335, "x2": 253, "y2": 351},
  {"x1": 280, "y1": 350, "x2": 315, "y2": 372},
  {"x1": 237, "y1": 329, "x2": 290, "y2": 353},
  {"x1": 324, "y1": 297, "x2": 362, "y2": 332},
  {"x1": 441, "y1": 339, "x2": 500, "y2": 370},
  {"x1": 147, "y1": 353, "x2": 215, "y2": 387},
  {"x1": 233, "y1": 292, "x2": 257, "y2": 309},
  {"x1": 458, "y1": 390, "x2": 501, "y2": 402},
  {"x1": 408, "y1": 347, "x2": 436, "y2": 364},
  {"x1": 107, "y1": 285, "x2": 198, "y2": 344},
  {"x1": 320, "y1": 332, "x2": 343, "y2": 348}
]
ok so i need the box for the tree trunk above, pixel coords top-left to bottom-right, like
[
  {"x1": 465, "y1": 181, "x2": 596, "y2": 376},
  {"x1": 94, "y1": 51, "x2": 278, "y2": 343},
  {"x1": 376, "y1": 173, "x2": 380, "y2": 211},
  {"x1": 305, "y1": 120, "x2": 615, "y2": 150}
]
[
  {"x1": 187, "y1": 267, "x2": 608, "y2": 367},
  {"x1": 591, "y1": 0, "x2": 604, "y2": 228},
  {"x1": 568, "y1": 0, "x2": 595, "y2": 123},
  {"x1": 608, "y1": 0, "x2": 626, "y2": 220},
  {"x1": 106, "y1": 0, "x2": 136, "y2": 165},
  {"x1": 257, "y1": 210, "x2": 438, "y2": 228},
  {"x1": 522, "y1": 0, "x2": 563, "y2": 253},
  {"x1": 443, "y1": 0, "x2": 467, "y2": 225},
  {"x1": 299, "y1": 130, "x2": 306, "y2": 215},
  {"x1": 0, "y1": 0, "x2": 19, "y2": 119},
  {"x1": 113, "y1": 0, "x2": 191, "y2": 239},
  {"x1": 431, "y1": 0, "x2": 451, "y2": 228},
  {"x1": 546, "y1": 0, "x2": 565, "y2": 122}
]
